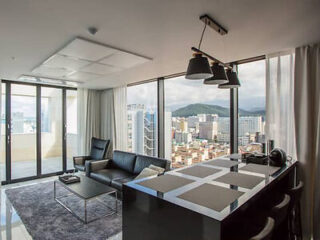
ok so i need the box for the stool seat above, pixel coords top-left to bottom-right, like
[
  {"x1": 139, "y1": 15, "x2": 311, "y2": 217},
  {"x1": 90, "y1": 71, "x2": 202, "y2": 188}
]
[
  {"x1": 250, "y1": 217, "x2": 275, "y2": 240},
  {"x1": 270, "y1": 194, "x2": 291, "y2": 240},
  {"x1": 287, "y1": 181, "x2": 304, "y2": 240}
]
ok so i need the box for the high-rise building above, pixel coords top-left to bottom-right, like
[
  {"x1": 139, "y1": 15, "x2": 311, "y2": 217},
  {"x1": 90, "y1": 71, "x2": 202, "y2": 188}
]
[
  {"x1": 179, "y1": 120, "x2": 188, "y2": 132},
  {"x1": 197, "y1": 114, "x2": 207, "y2": 122},
  {"x1": 218, "y1": 117, "x2": 230, "y2": 134},
  {"x1": 175, "y1": 131, "x2": 192, "y2": 144},
  {"x1": 164, "y1": 112, "x2": 172, "y2": 160},
  {"x1": 199, "y1": 122, "x2": 218, "y2": 140},
  {"x1": 187, "y1": 116, "x2": 199, "y2": 128},
  {"x1": 238, "y1": 116, "x2": 263, "y2": 136},
  {"x1": 127, "y1": 104, "x2": 157, "y2": 157},
  {"x1": 206, "y1": 114, "x2": 219, "y2": 122}
]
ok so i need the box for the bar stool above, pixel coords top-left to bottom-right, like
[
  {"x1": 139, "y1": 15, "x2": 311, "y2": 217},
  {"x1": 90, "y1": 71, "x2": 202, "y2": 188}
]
[
  {"x1": 250, "y1": 217, "x2": 275, "y2": 240},
  {"x1": 270, "y1": 194, "x2": 291, "y2": 240},
  {"x1": 287, "y1": 181, "x2": 304, "y2": 240}
]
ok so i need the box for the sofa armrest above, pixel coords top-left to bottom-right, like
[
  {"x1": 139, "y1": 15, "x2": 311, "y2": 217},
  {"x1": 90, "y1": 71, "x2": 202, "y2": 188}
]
[
  {"x1": 73, "y1": 156, "x2": 90, "y2": 165},
  {"x1": 85, "y1": 159, "x2": 110, "y2": 177},
  {"x1": 165, "y1": 160, "x2": 172, "y2": 172}
]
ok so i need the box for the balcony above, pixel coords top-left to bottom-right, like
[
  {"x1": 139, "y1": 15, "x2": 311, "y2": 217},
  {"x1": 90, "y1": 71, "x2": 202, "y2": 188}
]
[{"x1": 0, "y1": 133, "x2": 77, "y2": 181}]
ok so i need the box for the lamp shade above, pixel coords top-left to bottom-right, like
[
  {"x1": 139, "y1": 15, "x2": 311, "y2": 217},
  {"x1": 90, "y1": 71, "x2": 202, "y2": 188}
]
[
  {"x1": 218, "y1": 69, "x2": 240, "y2": 88},
  {"x1": 203, "y1": 63, "x2": 228, "y2": 85},
  {"x1": 185, "y1": 54, "x2": 213, "y2": 80}
]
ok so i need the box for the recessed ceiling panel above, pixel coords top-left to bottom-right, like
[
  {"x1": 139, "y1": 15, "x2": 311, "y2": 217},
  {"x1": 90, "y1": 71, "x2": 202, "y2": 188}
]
[
  {"x1": 101, "y1": 51, "x2": 150, "y2": 68},
  {"x1": 59, "y1": 38, "x2": 116, "y2": 61},
  {"x1": 44, "y1": 54, "x2": 90, "y2": 71},
  {"x1": 32, "y1": 65, "x2": 74, "y2": 78},
  {"x1": 67, "y1": 71, "x2": 102, "y2": 81},
  {"x1": 81, "y1": 63, "x2": 122, "y2": 75}
]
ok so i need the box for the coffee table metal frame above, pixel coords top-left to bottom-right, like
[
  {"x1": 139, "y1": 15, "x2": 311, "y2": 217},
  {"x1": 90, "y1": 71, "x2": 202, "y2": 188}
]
[{"x1": 54, "y1": 180, "x2": 118, "y2": 224}]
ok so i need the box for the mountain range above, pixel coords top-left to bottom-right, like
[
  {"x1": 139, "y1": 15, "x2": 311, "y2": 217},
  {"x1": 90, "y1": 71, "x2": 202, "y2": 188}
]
[{"x1": 172, "y1": 103, "x2": 265, "y2": 118}]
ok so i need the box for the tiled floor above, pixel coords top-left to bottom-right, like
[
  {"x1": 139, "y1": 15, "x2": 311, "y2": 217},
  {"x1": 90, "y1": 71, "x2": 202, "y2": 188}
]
[{"x1": 0, "y1": 177, "x2": 123, "y2": 240}]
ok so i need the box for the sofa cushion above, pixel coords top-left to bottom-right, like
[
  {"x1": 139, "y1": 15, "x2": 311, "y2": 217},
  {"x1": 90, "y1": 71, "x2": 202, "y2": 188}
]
[
  {"x1": 111, "y1": 151, "x2": 137, "y2": 173},
  {"x1": 111, "y1": 176, "x2": 136, "y2": 191},
  {"x1": 90, "y1": 168, "x2": 134, "y2": 185},
  {"x1": 133, "y1": 155, "x2": 169, "y2": 175}
]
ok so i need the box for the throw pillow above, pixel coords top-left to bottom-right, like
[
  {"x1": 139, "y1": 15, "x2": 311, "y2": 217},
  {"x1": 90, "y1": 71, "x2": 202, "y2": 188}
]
[
  {"x1": 149, "y1": 164, "x2": 165, "y2": 174},
  {"x1": 135, "y1": 168, "x2": 158, "y2": 180}
]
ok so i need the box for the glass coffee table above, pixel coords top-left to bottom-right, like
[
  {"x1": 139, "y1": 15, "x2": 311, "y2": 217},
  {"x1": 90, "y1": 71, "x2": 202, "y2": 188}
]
[{"x1": 54, "y1": 174, "x2": 118, "y2": 224}]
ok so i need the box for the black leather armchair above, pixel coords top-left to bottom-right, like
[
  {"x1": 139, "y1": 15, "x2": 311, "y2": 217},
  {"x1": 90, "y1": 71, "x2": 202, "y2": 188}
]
[{"x1": 73, "y1": 137, "x2": 110, "y2": 172}]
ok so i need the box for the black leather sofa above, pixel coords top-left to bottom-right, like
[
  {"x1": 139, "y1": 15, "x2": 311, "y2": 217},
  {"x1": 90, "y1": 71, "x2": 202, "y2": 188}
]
[{"x1": 85, "y1": 150, "x2": 171, "y2": 192}]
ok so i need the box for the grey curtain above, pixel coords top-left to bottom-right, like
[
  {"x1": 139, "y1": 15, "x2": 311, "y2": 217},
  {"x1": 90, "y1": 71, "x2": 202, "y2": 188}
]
[
  {"x1": 294, "y1": 42, "x2": 320, "y2": 240},
  {"x1": 100, "y1": 89, "x2": 115, "y2": 158},
  {"x1": 77, "y1": 88, "x2": 101, "y2": 155}
]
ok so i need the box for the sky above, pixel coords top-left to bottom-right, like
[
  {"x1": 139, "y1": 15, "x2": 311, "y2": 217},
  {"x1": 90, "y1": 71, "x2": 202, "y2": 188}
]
[{"x1": 127, "y1": 60, "x2": 266, "y2": 112}]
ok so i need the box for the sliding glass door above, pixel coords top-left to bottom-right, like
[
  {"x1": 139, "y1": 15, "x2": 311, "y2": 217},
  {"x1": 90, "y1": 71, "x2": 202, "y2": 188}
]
[
  {"x1": 41, "y1": 87, "x2": 63, "y2": 174},
  {"x1": 1, "y1": 81, "x2": 77, "y2": 184},
  {"x1": 1, "y1": 83, "x2": 6, "y2": 181},
  {"x1": 66, "y1": 90, "x2": 78, "y2": 171},
  {"x1": 11, "y1": 84, "x2": 37, "y2": 179}
]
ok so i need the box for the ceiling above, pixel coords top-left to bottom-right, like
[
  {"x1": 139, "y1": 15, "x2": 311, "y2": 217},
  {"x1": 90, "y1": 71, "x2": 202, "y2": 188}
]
[{"x1": 0, "y1": 0, "x2": 320, "y2": 89}]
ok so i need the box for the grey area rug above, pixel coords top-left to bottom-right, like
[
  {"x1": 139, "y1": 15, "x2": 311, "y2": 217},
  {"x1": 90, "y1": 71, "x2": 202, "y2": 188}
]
[{"x1": 5, "y1": 181, "x2": 122, "y2": 240}]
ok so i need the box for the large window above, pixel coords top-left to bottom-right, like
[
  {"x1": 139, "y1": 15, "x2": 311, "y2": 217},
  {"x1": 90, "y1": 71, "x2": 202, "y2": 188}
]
[
  {"x1": 1, "y1": 83, "x2": 6, "y2": 181},
  {"x1": 165, "y1": 76, "x2": 230, "y2": 168},
  {"x1": 1, "y1": 81, "x2": 77, "y2": 184},
  {"x1": 66, "y1": 90, "x2": 78, "y2": 170},
  {"x1": 127, "y1": 82, "x2": 158, "y2": 157},
  {"x1": 41, "y1": 87, "x2": 63, "y2": 174},
  {"x1": 11, "y1": 85, "x2": 37, "y2": 179},
  {"x1": 238, "y1": 60, "x2": 266, "y2": 153}
]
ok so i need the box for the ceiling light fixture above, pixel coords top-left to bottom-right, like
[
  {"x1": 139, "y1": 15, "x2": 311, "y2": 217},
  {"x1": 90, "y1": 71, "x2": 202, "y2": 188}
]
[
  {"x1": 186, "y1": 15, "x2": 241, "y2": 88},
  {"x1": 204, "y1": 62, "x2": 228, "y2": 85},
  {"x1": 218, "y1": 69, "x2": 241, "y2": 88},
  {"x1": 186, "y1": 20, "x2": 212, "y2": 80}
]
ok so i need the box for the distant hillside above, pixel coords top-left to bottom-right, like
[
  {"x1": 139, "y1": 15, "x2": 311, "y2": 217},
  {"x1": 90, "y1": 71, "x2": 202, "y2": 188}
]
[{"x1": 172, "y1": 103, "x2": 265, "y2": 118}]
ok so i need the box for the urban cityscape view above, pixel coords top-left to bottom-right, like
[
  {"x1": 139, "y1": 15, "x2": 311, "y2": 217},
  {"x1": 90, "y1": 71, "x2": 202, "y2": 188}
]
[
  {"x1": 127, "y1": 60, "x2": 266, "y2": 169},
  {"x1": 127, "y1": 102, "x2": 265, "y2": 169}
]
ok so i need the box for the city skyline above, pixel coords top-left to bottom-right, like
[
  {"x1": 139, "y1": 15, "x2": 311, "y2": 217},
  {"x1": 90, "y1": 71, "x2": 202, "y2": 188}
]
[{"x1": 127, "y1": 60, "x2": 266, "y2": 111}]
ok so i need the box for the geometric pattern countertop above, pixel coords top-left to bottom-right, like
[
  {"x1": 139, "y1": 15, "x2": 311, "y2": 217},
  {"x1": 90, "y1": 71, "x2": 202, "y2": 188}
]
[{"x1": 127, "y1": 156, "x2": 294, "y2": 221}]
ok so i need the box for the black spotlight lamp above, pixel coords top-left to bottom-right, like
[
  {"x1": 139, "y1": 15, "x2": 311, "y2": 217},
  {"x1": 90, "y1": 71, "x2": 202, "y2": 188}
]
[
  {"x1": 218, "y1": 69, "x2": 240, "y2": 88},
  {"x1": 186, "y1": 53, "x2": 213, "y2": 80},
  {"x1": 204, "y1": 62, "x2": 228, "y2": 85}
]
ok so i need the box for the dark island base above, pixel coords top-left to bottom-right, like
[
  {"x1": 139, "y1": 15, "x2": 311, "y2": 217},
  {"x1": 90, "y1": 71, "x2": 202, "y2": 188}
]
[{"x1": 123, "y1": 170, "x2": 294, "y2": 240}]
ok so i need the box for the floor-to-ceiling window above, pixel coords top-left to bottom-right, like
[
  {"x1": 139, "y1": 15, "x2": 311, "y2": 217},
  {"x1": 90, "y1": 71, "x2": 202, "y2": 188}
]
[
  {"x1": 237, "y1": 60, "x2": 266, "y2": 153},
  {"x1": 1, "y1": 81, "x2": 77, "y2": 184},
  {"x1": 1, "y1": 83, "x2": 6, "y2": 181},
  {"x1": 41, "y1": 87, "x2": 63, "y2": 174},
  {"x1": 66, "y1": 90, "x2": 78, "y2": 170},
  {"x1": 127, "y1": 82, "x2": 158, "y2": 157},
  {"x1": 11, "y1": 84, "x2": 37, "y2": 179},
  {"x1": 164, "y1": 76, "x2": 230, "y2": 168}
]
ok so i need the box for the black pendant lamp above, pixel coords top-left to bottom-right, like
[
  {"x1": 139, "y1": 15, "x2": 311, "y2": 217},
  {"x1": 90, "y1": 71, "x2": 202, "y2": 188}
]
[
  {"x1": 186, "y1": 53, "x2": 213, "y2": 80},
  {"x1": 204, "y1": 63, "x2": 228, "y2": 85},
  {"x1": 186, "y1": 22, "x2": 213, "y2": 80},
  {"x1": 218, "y1": 69, "x2": 241, "y2": 88}
]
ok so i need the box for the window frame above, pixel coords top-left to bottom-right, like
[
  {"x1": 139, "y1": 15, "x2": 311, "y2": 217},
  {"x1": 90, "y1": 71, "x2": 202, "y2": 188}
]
[
  {"x1": 127, "y1": 55, "x2": 266, "y2": 159},
  {"x1": 1, "y1": 79, "x2": 76, "y2": 185}
]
